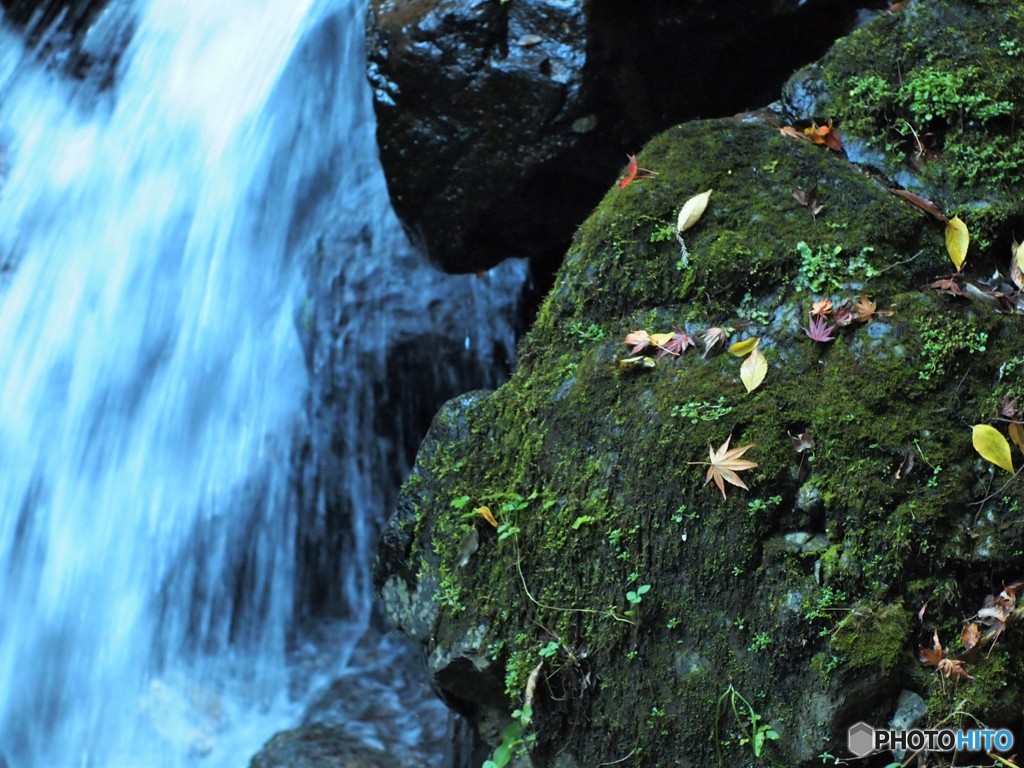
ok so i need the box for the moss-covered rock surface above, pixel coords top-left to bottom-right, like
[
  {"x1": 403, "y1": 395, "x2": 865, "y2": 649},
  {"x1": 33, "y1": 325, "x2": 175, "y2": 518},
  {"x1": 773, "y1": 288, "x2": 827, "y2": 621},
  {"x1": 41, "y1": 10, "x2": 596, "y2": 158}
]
[{"x1": 376, "y1": 1, "x2": 1024, "y2": 765}]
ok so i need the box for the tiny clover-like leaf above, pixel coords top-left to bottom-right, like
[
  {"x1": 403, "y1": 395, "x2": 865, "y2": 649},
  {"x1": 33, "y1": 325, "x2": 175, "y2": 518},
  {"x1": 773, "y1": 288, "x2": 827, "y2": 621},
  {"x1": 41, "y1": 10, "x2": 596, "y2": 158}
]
[{"x1": 691, "y1": 436, "x2": 757, "y2": 500}]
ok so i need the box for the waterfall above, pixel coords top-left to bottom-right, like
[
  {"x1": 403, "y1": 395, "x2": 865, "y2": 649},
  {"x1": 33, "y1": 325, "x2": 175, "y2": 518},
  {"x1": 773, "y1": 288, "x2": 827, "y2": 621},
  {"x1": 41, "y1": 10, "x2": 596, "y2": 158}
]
[{"x1": 0, "y1": 0, "x2": 526, "y2": 765}]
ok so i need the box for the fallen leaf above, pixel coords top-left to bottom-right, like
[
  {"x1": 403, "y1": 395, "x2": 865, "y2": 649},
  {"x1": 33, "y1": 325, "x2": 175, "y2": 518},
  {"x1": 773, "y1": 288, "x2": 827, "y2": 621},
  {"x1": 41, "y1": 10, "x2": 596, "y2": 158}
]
[
  {"x1": 919, "y1": 630, "x2": 973, "y2": 682},
  {"x1": 619, "y1": 153, "x2": 657, "y2": 190},
  {"x1": 793, "y1": 185, "x2": 826, "y2": 218},
  {"x1": 896, "y1": 446, "x2": 915, "y2": 479},
  {"x1": 740, "y1": 349, "x2": 768, "y2": 392},
  {"x1": 1009, "y1": 422, "x2": 1024, "y2": 454},
  {"x1": 926, "y1": 276, "x2": 964, "y2": 295},
  {"x1": 623, "y1": 330, "x2": 651, "y2": 354},
  {"x1": 976, "y1": 582, "x2": 1022, "y2": 650},
  {"x1": 475, "y1": 505, "x2": 498, "y2": 528},
  {"x1": 696, "y1": 436, "x2": 757, "y2": 500},
  {"x1": 972, "y1": 424, "x2": 1014, "y2": 473},
  {"x1": 728, "y1": 337, "x2": 760, "y2": 357},
  {"x1": 618, "y1": 355, "x2": 656, "y2": 370},
  {"x1": 917, "y1": 601, "x2": 928, "y2": 623},
  {"x1": 802, "y1": 315, "x2": 837, "y2": 343},
  {"x1": 1011, "y1": 239, "x2": 1024, "y2": 290},
  {"x1": 790, "y1": 431, "x2": 814, "y2": 454},
  {"x1": 657, "y1": 329, "x2": 694, "y2": 359},
  {"x1": 1001, "y1": 395, "x2": 1018, "y2": 419},
  {"x1": 649, "y1": 332, "x2": 676, "y2": 352},
  {"x1": 890, "y1": 188, "x2": 947, "y2": 222},
  {"x1": 701, "y1": 326, "x2": 729, "y2": 358},
  {"x1": 832, "y1": 305, "x2": 855, "y2": 327},
  {"x1": 945, "y1": 216, "x2": 969, "y2": 272},
  {"x1": 919, "y1": 629, "x2": 946, "y2": 668},
  {"x1": 677, "y1": 189, "x2": 713, "y2": 233},
  {"x1": 961, "y1": 622, "x2": 980, "y2": 651},
  {"x1": 810, "y1": 297, "x2": 833, "y2": 317},
  {"x1": 458, "y1": 527, "x2": 480, "y2": 566}
]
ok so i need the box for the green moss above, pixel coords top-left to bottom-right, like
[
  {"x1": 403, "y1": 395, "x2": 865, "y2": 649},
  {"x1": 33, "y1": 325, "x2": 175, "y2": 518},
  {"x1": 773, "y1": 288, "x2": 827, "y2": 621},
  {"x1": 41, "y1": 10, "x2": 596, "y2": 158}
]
[
  {"x1": 830, "y1": 602, "x2": 910, "y2": 673},
  {"x1": 392, "y1": 12, "x2": 1024, "y2": 761}
]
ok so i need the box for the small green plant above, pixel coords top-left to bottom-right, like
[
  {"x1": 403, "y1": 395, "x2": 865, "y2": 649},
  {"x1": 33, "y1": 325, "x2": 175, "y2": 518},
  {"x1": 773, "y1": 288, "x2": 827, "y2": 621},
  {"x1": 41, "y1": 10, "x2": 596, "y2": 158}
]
[
  {"x1": 803, "y1": 586, "x2": 848, "y2": 623},
  {"x1": 715, "y1": 684, "x2": 779, "y2": 763},
  {"x1": 793, "y1": 242, "x2": 880, "y2": 294},
  {"x1": 483, "y1": 704, "x2": 534, "y2": 768},
  {"x1": 568, "y1": 321, "x2": 606, "y2": 344},
  {"x1": 917, "y1": 318, "x2": 988, "y2": 381},
  {"x1": 626, "y1": 583, "x2": 651, "y2": 606},
  {"x1": 649, "y1": 221, "x2": 678, "y2": 243},
  {"x1": 748, "y1": 631, "x2": 773, "y2": 652},
  {"x1": 671, "y1": 396, "x2": 734, "y2": 424},
  {"x1": 538, "y1": 641, "x2": 559, "y2": 659},
  {"x1": 747, "y1": 494, "x2": 782, "y2": 517}
]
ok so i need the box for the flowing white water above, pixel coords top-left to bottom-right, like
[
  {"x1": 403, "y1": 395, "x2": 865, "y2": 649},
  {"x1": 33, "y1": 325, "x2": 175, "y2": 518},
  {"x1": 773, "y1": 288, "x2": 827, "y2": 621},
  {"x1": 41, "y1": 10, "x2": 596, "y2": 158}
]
[
  {"x1": 0, "y1": 0, "x2": 525, "y2": 764},
  {"x1": 0, "y1": 0, "x2": 325, "y2": 762}
]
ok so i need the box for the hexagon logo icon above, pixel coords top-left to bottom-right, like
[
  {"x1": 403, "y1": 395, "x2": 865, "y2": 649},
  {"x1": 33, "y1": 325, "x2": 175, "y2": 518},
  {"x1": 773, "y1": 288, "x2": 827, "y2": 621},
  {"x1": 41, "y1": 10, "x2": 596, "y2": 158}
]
[{"x1": 848, "y1": 722, "x2": 875, "y2": 757}]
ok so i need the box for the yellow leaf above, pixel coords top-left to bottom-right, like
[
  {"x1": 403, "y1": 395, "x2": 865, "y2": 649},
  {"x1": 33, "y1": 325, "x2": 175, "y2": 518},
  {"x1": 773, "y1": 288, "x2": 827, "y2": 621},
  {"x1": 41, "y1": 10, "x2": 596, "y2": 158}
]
[
  {"x1": 677, "y1": 189, "x2": 713, "y2": 233},
  {"x1": 945, "y1": 216, "x2": 969, "y2": 272},
  {"x1": 972, "y1": 424, "x2": 1014, "y2": 473},
  {"x1": 1011, "y1": 239, "x2": 1024, "y2": 290},
  {"x1": 475, "y1": 505, "x2": 498, "y2": 527},
  {"x1": 649, "y1": 332, "x2": 675, "y2": 349},
  {"x1": 740, "y1": 349, "x2": 767, "y2": 392},
  {"x1": 728, "y1": 337, "x2": 760, "y2": 357},
  {"x1": 618, "y1": 355, "x2": 656, "y2": 369}
]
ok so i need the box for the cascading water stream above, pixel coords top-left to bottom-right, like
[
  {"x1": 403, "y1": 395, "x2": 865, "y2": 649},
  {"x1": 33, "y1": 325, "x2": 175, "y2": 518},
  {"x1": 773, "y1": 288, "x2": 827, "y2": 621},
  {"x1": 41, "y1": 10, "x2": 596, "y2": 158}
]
[{"x1": 0, "y1": 0, "x2": 526, "y2": 765}]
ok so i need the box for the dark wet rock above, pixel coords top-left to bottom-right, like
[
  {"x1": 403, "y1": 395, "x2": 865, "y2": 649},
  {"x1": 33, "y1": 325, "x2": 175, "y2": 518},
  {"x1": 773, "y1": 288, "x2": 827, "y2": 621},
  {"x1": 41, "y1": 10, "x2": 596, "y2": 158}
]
[
  {"x1": 377, "y1": 0, "x2": 1024, "y2": 764},
  {"x1": 367, "y1": 0, "x2": 883, "y2": 275},
  {"x1": 249, "y1": 723, "x2": 390, "y2": 768},
  {"x1": 0, "y1": 0, "x2": 132, "y2": 85}
]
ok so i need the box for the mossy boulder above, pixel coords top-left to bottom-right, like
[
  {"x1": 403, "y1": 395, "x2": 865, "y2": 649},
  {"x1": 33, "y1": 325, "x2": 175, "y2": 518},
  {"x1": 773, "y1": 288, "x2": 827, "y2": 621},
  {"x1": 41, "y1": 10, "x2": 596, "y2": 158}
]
[{"x1": 376, "y1": 1, "x2": 1024, "y2": 765}]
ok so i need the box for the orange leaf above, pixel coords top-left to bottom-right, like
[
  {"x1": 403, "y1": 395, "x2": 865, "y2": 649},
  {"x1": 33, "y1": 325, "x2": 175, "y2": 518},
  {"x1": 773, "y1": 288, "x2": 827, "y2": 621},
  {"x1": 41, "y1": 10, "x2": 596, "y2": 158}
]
[
  {"x1": 475, "y1": 506, "x2": 498, "y2": 528},
  {"x1": 1009, "y1": 422, "x2": 1024, "y2": 454},
  {"x1": 919, "y1": 630, "x2": 946, "y2": 667},
  {"x1": 961, "y1": 622, "x2": 980, "y2": 651}
]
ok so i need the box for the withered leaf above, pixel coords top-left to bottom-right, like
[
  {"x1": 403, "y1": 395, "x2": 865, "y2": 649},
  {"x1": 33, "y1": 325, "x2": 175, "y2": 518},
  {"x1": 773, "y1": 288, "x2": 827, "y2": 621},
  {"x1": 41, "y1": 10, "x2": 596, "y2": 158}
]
[
  {"x1": 623, "y1": 330, "x2": 652, "y2": 354},
  {"x1": 896, "y1": 447, "x2": 915, "y2": 480},
  {"x1": 697, "y1": 436, "x2": 757, "y2": 500},
  {"x1": 1000, "y1": 395, "x2": 1018, "y2": 419},
  {"x1": 1009, "y1": 422, "x2": 1024, "y2": 454},
  {"x1": 728, "y1": 337, "x2": 760, "y2": 357},
  {"x1": 789, "y1": 431, "x2": 814, "y2": 454},
  {"x1": 1012, "y1": 239, "x2": 1024, "y2": 291},
  {"x1": 475, "y1": 505, "x2": 498, "y2": 528},
  {"x1": 657, "y1": 329, "x2": 694, "y2": 359},
  {"x1": 677, "y1": 189, "x2": 713, "y2": 233},
  {"x1": 889, "y1": 187, "x2": 948, "y2": 222},
  {"x1": 740, "y1": 348, "x2": 768, "y2": 393},
  {"x1": 919, "y1": 629, "x2": 946, "y2": 668},
  {"x1": 927, "y1": 277, "x2": 964, "y2": 295},
  {"x1": 701, "y1": 326, "x2": 729, "y2": 358},
  {"x1": 618, "y1": 355, "x2": 656, "y2": 370},
  {"x1": 946, "y1": 216, "x2": 969, "y2": 272},
  {"x1": 961, "y1": 622, "x2": 980, "y2": 652},
  {"x1": 810, "y1": 297, "x2": 833, "y2": 317},
  {"x1": 793, "y1": 185, "x2": 826, "y2": 218}
]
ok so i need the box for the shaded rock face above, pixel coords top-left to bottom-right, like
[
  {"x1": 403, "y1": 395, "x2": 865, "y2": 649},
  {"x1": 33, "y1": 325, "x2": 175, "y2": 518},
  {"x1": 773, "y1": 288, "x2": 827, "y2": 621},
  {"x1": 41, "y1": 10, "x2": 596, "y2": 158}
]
[
  {"x1": 377, "y1": 0, "x2": 1024, "y2": 764},
  {"x1": 0, "y1": 0, "x2": 130, "y2": 85},
  {"x1": 367, "y1": 0, "x2": 883, "y2": 276}
]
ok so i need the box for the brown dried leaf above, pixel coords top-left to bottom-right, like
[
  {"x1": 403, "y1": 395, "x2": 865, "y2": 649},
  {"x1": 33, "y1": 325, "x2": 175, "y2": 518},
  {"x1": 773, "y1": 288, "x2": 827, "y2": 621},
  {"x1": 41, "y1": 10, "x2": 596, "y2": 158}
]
[
  {"x1": 961, "y1": 622, "x2": 980, "y2": 652},
  {"x1": 790, "y1": 431, "x2": 814, "y2": 454},
  {"x1": 890, "y1": 187, "x2": 948, "y2": 222},
  {"x1": 1012, "y1": 239, "x2": 1024, "y2": 291},
  {"x1": 701, "y1": 327, "x2": 729, "y2": 358},
  {"x1": 810, "y1": 297, "x2": 833, "y2": 317},
  {"x1": 1009, "y1": 422, "x2": 1024, "y2": 454},
  {"x1": 919, "y1": 630, "x2": 946, "y2": 667},
  {"x1": 699, "y1": 436, "x2": 758, "y2": 500}
]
